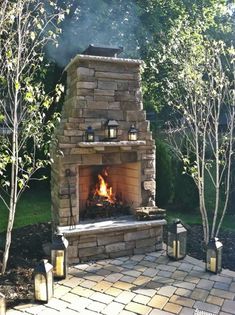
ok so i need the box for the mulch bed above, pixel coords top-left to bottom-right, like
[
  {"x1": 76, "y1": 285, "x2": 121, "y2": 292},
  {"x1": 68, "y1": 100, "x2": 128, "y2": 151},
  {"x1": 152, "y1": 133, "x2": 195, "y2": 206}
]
[{"x1": 0, "y1": 222, "x2": 235, "y2": 308}]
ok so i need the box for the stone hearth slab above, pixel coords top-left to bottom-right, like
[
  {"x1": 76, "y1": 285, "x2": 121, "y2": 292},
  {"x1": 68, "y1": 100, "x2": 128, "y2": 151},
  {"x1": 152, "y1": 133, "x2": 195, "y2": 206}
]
[{"x1": 58, "y1": 216, "x2": 166, "y2": 236}]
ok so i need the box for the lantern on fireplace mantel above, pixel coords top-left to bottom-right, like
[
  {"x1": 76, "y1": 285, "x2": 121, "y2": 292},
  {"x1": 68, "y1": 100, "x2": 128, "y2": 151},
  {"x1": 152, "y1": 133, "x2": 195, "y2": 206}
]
[
  {"x1": 51, "y1": 233, "x2": 69, "y2": 279},
  {"x1": 167, "y1": 219, "x2": 187, "y2": 260},
  {"x1": 105, "y1": 120, "x2": 119, "y2": 140},
  {"x1": 85, "y1": 126, "x2": 95, "y2": 142},
  {"x1": 206, "y1": 237, "x2": 223, "y2": 274},
  {"x1": 0, "y1": 293, "x2": 6, "y2": 315},
  {"x1": 34, "y1": 259, "x2": 53, "y2": 303},
  {"x1": 128, "y1": 124, "x2": 138, "y2": 141}
]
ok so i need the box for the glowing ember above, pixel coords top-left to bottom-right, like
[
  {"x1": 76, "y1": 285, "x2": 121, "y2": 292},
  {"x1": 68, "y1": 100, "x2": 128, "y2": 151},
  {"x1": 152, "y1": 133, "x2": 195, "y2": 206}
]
[{"x1": 94, "y1": 170, "x2": 115, "y2": 203}]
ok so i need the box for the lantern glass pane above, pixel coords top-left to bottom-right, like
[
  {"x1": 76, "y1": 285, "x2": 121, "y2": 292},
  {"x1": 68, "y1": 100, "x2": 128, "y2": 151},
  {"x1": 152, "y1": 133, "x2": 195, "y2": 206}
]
[
  {"x1": 87, "y1": 133, "x2": 94, "y2": 141},
  {"x1": 47, "y1": 270, "x2": 53, "y2": 300},
  {"x1": 129, "y1": 133, "x2": 137, "y2": 141},
  {"x1": 206, "y1": 248, "x2": 216, "y2": 273},
  {"x1": 0, "y1": 293, "x2": 6, "y2": 314},
  {"x1": 178, "y1": 232, "x2": 187, "y2": 258},
  {"x1": 109, "y1": 127, "x2": 116, "y2": 139},
  {"x1": 52, "y1": 250, "x2": 65, "y2": 277},
  {"x1": 34, "y1": 274, "x2": 47, "y2": 302},
  {"x1": 217, "y1": 247, "x2": 222, "y2": 272},
  {"x1": 167, "y1": 231, "x2": 176, "y2": 257}
]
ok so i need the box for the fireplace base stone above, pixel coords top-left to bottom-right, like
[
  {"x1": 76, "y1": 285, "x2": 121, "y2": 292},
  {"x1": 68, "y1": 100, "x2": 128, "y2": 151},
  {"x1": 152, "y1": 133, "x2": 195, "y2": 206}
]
[{"x1": 58, "y1": 217, "x2": 166, "y2": 264}]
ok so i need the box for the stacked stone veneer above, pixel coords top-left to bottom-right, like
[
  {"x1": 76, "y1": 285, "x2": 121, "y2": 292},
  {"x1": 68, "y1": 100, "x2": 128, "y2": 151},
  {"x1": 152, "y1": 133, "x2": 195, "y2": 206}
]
[
  {"x1": 58, "y1": 220, "x2": 165, "y2": 264},
  {"x1": 51, "y1": 54, "x2": 156, "y2": 227}
]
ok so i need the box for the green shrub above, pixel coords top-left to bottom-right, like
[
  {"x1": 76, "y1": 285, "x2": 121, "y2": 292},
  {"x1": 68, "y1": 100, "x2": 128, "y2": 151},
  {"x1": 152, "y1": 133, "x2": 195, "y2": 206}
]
[
  {"x1": 172, "y1": 159, "x2": 199, "y2": 211},
  {"x1": 155, "y1": 139, "x2": 174, "y2": 207}
]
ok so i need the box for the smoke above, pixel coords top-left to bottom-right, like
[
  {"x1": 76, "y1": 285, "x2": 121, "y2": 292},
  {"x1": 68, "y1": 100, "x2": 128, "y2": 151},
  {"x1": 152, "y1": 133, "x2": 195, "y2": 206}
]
[{"x1": 46, "y1": 0, "x2": 152, "y2": 67}]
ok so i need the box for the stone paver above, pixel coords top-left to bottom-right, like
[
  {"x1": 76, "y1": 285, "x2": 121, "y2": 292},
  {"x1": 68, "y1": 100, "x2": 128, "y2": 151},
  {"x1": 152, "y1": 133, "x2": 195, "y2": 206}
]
[
  {"x1": 125, "y1": 301, "x2": 152, "y2": 315},
  {"x1": 157, "y1": 285, "x2": 177, "y2": 297},
  {"x1": 86, "y1": 300, "x2": 106, "y2": 312},
  {"x1": 221, "y1": 300, "x2": 235, "y2": 313},
  {"x1": 197, "y1": 278, "x2": 215, "y2": 290},
  {"x1": 229, "y1": 282, "x2": 235, "y2": 292},
  {"x1": 132, "y1": 294, "x2": 151, "y2": 305},
  {"x1": 90, "y1": 291, "x2": 113, "y2": 304},
  {"x1": 101, "y1": 301, "x2": 124, "y2": 315},
  {"x1": 149, "y1": 310, "x2": 173, "y2": 315},
  {"x1": 193, "y1": 301, "x2": 221, "y2": 314},
  {"x1": 6, "y1": 250, "x2": 235, "y2": 315},
  {"x1": 68, "y1": 296, "x2": 91, "y2": 310},
  {"x1": 169, "y1": 295, "x2": 195, "y2": 308},
  {"x1": 115, "y1": 291, "x2": 136, "y2": 304},
  {"x1": 206, "y1": 294, "x2": 224, "y2": 306},
  {"x1": 175, "y1": 288, "x2": 192, "y2": 297},
  {"x1": 190, "y1": 288, "x2": 209, "y2": 301},
  {"x1": 210, "y1": 288, "x2": 235, "y2": 300},
  {"x1": 148, "y1": 294, "x2": 169, "y2": 309},
  {"x1": 163, "y1": 302, "x2": 182, "y2": 314},
  {"x1": 179, "y1": 307, "x2": 195, "y2": 315}
]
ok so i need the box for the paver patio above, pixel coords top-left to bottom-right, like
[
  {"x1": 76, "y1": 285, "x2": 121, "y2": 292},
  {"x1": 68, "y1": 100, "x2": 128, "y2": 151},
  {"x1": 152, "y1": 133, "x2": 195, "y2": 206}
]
[{"x1": 6, "y1": 249, "x2": 235, "y2": 315}]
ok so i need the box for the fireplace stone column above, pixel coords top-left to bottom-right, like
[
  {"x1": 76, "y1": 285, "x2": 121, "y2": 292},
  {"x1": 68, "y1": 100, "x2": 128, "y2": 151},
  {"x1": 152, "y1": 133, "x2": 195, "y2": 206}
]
[{"x1": 51, "y1": 54, "x2": 156, "y2": 227}]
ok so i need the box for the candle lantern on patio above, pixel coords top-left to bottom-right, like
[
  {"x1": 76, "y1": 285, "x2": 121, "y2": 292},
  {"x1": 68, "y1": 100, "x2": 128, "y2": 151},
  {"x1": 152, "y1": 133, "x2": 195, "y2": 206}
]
[
  {"x1": 0, "y1": 293, "x2": 6, "y2": 315},
  {"x1": 51, "y1": 233, "x2": 69, "y2": 279},
  {"x1": 128, "y1": 124, "x2": 138, "y2": 141},
  {"x1": 206, "y1": 237, "x2": 223, "y2": 274},
  {"x1": 85, "y1": 126, "x2": 95, "y2": 142},
  {"x1": 167, "y1": 219, "x2": 187, "y2": 260},
  {"x1": 34, "y1": 259, "x2": 53, "y2": 303},
  {"x1": 105, "y1": 120, "x2": 119, "y2": 140}
]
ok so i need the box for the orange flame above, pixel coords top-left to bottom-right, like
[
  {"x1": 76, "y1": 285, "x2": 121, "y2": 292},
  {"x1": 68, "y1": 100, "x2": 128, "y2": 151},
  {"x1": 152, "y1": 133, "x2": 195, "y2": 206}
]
[{"x1": 94, "y1": 170, "x2": 115, "y2": 203}]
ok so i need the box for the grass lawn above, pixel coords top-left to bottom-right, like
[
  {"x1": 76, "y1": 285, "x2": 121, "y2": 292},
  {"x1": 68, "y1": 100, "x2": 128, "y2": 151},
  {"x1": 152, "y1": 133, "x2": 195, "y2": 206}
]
[
  {"x1": 0, "y1": 180, "x2": 234, "y2": 233},
  {"x1": 166, "y1": 207, "x2": 235, "y2": 231},
  {"x1": 0, "y1": 181, "x2": 51, "y2": 233}
]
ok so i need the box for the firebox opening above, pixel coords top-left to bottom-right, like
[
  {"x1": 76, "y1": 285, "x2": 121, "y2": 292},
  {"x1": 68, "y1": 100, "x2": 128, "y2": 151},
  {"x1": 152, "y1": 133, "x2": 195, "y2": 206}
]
[{"x1": 78, "y1": 162, "x2": 141, "y2": 221}]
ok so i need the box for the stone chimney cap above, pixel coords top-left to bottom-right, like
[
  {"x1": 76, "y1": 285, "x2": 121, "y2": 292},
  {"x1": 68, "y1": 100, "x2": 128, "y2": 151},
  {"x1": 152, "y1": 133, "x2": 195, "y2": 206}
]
[{"x1": 82, "y1": 44, "x2": 123, "y2": 57}]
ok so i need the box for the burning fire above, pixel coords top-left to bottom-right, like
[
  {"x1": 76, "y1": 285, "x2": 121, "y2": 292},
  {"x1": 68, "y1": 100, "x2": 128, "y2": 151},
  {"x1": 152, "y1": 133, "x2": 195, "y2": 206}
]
[{"x1": 94, "y1": 169, "x2": 115, "y2": 203}]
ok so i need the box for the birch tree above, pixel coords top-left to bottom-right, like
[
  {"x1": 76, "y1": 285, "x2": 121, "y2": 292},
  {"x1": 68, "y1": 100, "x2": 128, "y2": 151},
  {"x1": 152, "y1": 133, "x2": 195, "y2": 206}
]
[
  {"x1": 0, "y1": 0, "x2": 65, "y2": 274},
  {"x1": 156, "y1": 19, "x2": 235, "y2": 244}
]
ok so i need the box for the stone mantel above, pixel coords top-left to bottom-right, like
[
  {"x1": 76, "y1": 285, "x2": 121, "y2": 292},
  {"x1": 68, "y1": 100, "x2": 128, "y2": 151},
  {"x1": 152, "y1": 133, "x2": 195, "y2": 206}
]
[{"x1": 78, "y1": 140, "x2": 146, "y2": 147}]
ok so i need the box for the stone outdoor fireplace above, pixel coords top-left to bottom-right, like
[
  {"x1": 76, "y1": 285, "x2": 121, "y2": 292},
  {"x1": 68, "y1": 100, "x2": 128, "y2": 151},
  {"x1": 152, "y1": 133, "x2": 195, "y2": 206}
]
[{"x1": 51, "y1": 46, "x2": 166, "y2": 263}]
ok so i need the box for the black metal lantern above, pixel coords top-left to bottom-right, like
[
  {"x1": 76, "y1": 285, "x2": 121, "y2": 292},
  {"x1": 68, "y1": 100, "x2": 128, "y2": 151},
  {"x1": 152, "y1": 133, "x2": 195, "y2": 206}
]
[
  {"x1": 105, "y1": 120, "x2": 119, "y2": 140},
  {"x1": 167, "y1": 219, "x2": 187, "y2": 260},
  {"x1": 34, "y1": 259, "x2": 53, "y2": 303},
  {"x1": 0, "y1": 293, "x2": 6, "y2": 315},
  {"x1": 51, "y1": 233, "x2": 69, "y2": 279},
  {"x1": 206, "y1": 237, "x2": 223, "y2": 274},
  {"x1": 85, "y1": 126, "x2": 95, "y2": 142},
  {"x1": 128, "y1": 124, "x2": 138, "y2": 141}
]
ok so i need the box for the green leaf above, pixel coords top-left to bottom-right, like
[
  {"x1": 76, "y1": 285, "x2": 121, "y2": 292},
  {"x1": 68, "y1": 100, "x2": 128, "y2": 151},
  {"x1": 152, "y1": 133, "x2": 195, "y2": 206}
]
[
  {"x1": 30, "y1": 32, "x2": 36, "y2": 41},
  {"x1": 24, "y1": 92, "x2": 34, "y2": 103},
  {"x1": 15, "y1": 81, "x2": 20, "y2": 91}
]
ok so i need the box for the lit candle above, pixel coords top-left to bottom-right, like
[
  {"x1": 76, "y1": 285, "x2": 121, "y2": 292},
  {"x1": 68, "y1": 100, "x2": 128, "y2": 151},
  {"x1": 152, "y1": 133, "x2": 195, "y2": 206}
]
[
  {"x1": 210, "y1": 257, "x2": 216, "y2": 273},
  {"x1": 0, "y1": 293, "x2": 6, "y2": 315},
  {"x1": 129, "y1": 133, "x2": 136, "y2": 141},
  {"x1": 56, "y1": 255, "x2": 64, "y2": 277},
  {"x1": 173, "y1": 240, "x2": 180, "y2": 258},
  {"x1": 109, "y1": 128, "x2": 115, "y2": 139},
  {"x1": 88, "y1": 134, "x2": 93, "y2": 141},
  {"x1": 35, "y1": 275, "x2": 47, "y2": 301}
]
